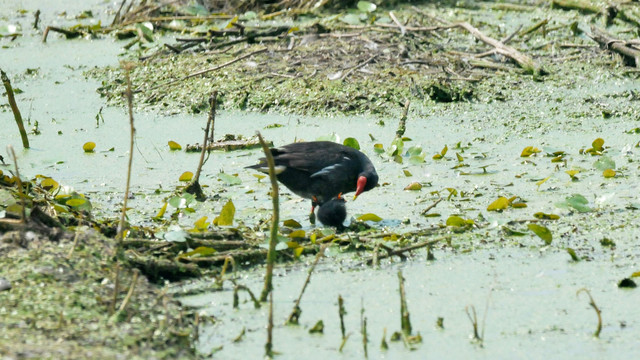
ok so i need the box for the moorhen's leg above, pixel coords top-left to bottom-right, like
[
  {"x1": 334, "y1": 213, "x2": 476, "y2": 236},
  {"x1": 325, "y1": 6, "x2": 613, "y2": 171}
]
[{"x1": 309, "y1": 196, "x2": 318, "y2": 224}]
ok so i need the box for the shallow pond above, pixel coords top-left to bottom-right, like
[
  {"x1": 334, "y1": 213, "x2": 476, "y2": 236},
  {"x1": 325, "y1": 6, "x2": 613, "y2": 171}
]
[{"x1": 2, "y1": 1, "x2": 640, "y2": 358}]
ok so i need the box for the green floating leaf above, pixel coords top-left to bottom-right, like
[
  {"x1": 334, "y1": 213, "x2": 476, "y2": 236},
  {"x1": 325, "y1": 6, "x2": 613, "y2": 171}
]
[
  {"x1": 215, "y1": 200, "x2": 235, "y2": 226},
  {"x1": 343, "y1": 137, "x2": 360, "y2": 150},
  {"x1": 340, "y1": 13, "x2": 363, "y2": 25},
  {"x1": 593, "y1": 156, "x2": 615, "y2": 171},
  {"x1": 503, "y1": 226, "x2": 526, "y2": 236},
  {"x1": 357, "y1": 1, "x2": 377, "y2": 13},
  {"x1": 135, "y1": 22, "x2": 154, "y2": 42},
  {"x1": 387, "y1": 137, "x2": 404, "y2": 157},
  {"x1": 528, "y1": 223, "x2": 552, "y2": 244},
  {"x1": 566, "y1": 194, "x2": 591, "y2": 213},
  {"x1": 316, "y1": 133, "x2": 339, "y2": 143},
  {"x1": 357, "y1": 213, "x2": 383, "y2": 222},
  {"x1": 219, "y1": 172, "x2": 242, "y2": 185},
  {"x1": 373, "y1": 143, "x2": 384, "y2": 154}
]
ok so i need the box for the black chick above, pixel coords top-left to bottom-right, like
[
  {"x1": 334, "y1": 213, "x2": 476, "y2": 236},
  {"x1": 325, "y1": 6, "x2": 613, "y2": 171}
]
[{"x1": 317, "y1": 197, "x2": 347, "y2": 231}]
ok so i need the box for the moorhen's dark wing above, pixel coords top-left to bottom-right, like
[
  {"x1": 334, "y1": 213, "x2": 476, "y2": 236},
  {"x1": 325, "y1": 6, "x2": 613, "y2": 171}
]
[{"x1": 247, "y1": 141, "x2": 371, "y2": 203}]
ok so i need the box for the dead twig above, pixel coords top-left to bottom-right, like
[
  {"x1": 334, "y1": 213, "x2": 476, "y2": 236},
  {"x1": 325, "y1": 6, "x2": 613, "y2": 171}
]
[
  {"x1": 421, "y1": 198, "x2": 442, "y2": 215},
  {"x1": 6, "y1": 146, "x2": 26, "y2": 221},
  {"x1": 588, "y1": 26, "x2": 640, "y2": 67},
  {"x1": 455, "y1": 22, "x2": 545, "y2": 75},
  {"x1": 389, "y1": 11, "x2": 407, "y2": 36},
  {"x1": 285, "y1": 244, "x2": 327, "y2": 325},
  {"x1": 577, "y1": 288, "x2": 602, "y2": 338},
  {"x1": 116, "y1": 62, "x2": 136, "y2": 245},
  {"x1": 341, "y1": 53, "x2": 379, "y2": 81},
  {"x1": 365, "y1": 238, "x2": 443, "y2": 265}
]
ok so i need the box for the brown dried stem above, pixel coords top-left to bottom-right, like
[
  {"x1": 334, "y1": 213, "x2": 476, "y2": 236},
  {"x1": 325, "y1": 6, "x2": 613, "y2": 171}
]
[
  {"x1": 258, "y1": 132, "x2": 280, "y2": 302},
  {"x1": 1, "y1": 70, "x2": 29, "y2": 148}
]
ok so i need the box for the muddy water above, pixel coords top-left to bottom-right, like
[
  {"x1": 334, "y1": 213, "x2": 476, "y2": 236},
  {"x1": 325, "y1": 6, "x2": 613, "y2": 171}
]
[
  {"x1": 179, "y1": 247, "x2": 639, "y2": 359},
  {"x1": 2, "y1": 1, "x2": 640, "y2": 359}
]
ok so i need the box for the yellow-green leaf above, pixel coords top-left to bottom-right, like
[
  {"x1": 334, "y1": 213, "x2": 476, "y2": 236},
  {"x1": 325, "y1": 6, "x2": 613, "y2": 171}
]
[
  {"x1": 446, "y1": 215, "x2": 473, "y2": 227},
  {"x1": 66, "y1": 198, "x2": 86, "y2": 207},
  {"x1": 283, "y1": 219, "x2": 302, "y2": 228},
  {"x1": 533, "y1": 212, "x2": 560, "y2": 220},
  {"x1": 179, "y1": 246, "x2": 216, "y2": 259},
  {"x1": 456, "y1": 153, "x2": 464, "y2": 162},
  {"x1": 168, "y1": 140, "x2": 182, "y2": 150},
  {"x1": 403, "y1": 169, "x2": 412, "y2": 177},
  {"x1": 603, "y1": 169, "x2": 615, "y2": 178},
  {"x1": 404, "y1": 182, "x2": 422, "y2": 191},
  {"x1": 536, "y1": 176, "x2": 550, "y2": 189},
  {"x1": 193, "y1": 216, "x2": 210, "y2": 231},
  {"x1": 487, "y1": 197, "x2": 509, "y2": 211},
  {"x1": 528, "y1": 223, "x2": 552, "y2": 244},
  {"x1": 83, "y1": 142, "x2": 96, "y2": 152},
  {"x1": 224, "y1": 15, "x2": 238, "y2": 29},
  {"x1": 357, "y1": 213, "x2": 383, "y2": 222},
  {"x1": 433, "y1": 145, "x2": 447, "y2": 159},
  {"x1": 565, "y1": 170, "x2": 579, "y2": 180},
  {"x1": 592, "y1": 138, "x2": 604, "y2": 151},
  {"x1": 293, "y1": 246, "x2": 304, "y2": 258},
  {"x1": 521, "y1": 146, "x2": 541, "y2": 157},
  {"x1": 41, "y1": 178, "x2": 59, "y2": 191},
  {"x1": 179, "y1": 171, "x2": 193, "y2": 182},
  {"x1": 215, "y1": 200, "x2": 235, "y2": 226},
  {"x1": 289, "y1": 230, "x2": 306, "y2": 238},
  {"x1": 511, "y1": 202, "x2": 527, "y2": 208},
  {"x1": 154, "y1": 202, "x2": 168, "y2": 219}
]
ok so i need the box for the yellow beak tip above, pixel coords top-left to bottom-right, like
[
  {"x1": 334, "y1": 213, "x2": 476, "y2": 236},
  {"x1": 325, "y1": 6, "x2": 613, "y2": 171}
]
[{"x1": 352, "y1": 195, "x2": 358, "y2": 200}]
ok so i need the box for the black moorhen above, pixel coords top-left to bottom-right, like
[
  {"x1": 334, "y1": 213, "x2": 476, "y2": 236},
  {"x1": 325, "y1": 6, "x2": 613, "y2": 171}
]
[
  {"x1": 317, "y1": 196, "x2": 347, "y2": 231},
  {"x1": 247, "y1": 141, "x2": 378, "y2": 214}
]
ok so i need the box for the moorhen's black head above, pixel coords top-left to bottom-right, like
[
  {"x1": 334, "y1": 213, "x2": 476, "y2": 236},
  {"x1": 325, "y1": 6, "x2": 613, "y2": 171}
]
[
  {"x1": 354, "y1": 166, "x2": 378, "y2": 200},
  {"x1": 317, "y1": 197, "x2": 347, "y2": 230}
]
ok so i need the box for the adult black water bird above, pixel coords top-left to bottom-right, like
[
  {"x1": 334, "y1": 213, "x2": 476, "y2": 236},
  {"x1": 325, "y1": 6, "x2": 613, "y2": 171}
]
[{"x1": 247, "y1": 140, "x2": 378, "y2": 215}]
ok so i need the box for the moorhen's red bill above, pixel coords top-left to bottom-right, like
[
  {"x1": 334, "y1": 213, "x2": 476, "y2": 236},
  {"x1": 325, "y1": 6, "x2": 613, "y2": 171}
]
[
  {"x1": 247, "y1": 141, "x2": 378, "y2": 210},
  {"x1": 317, "y1": 196, "x2": 347, "y2": 231}
]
